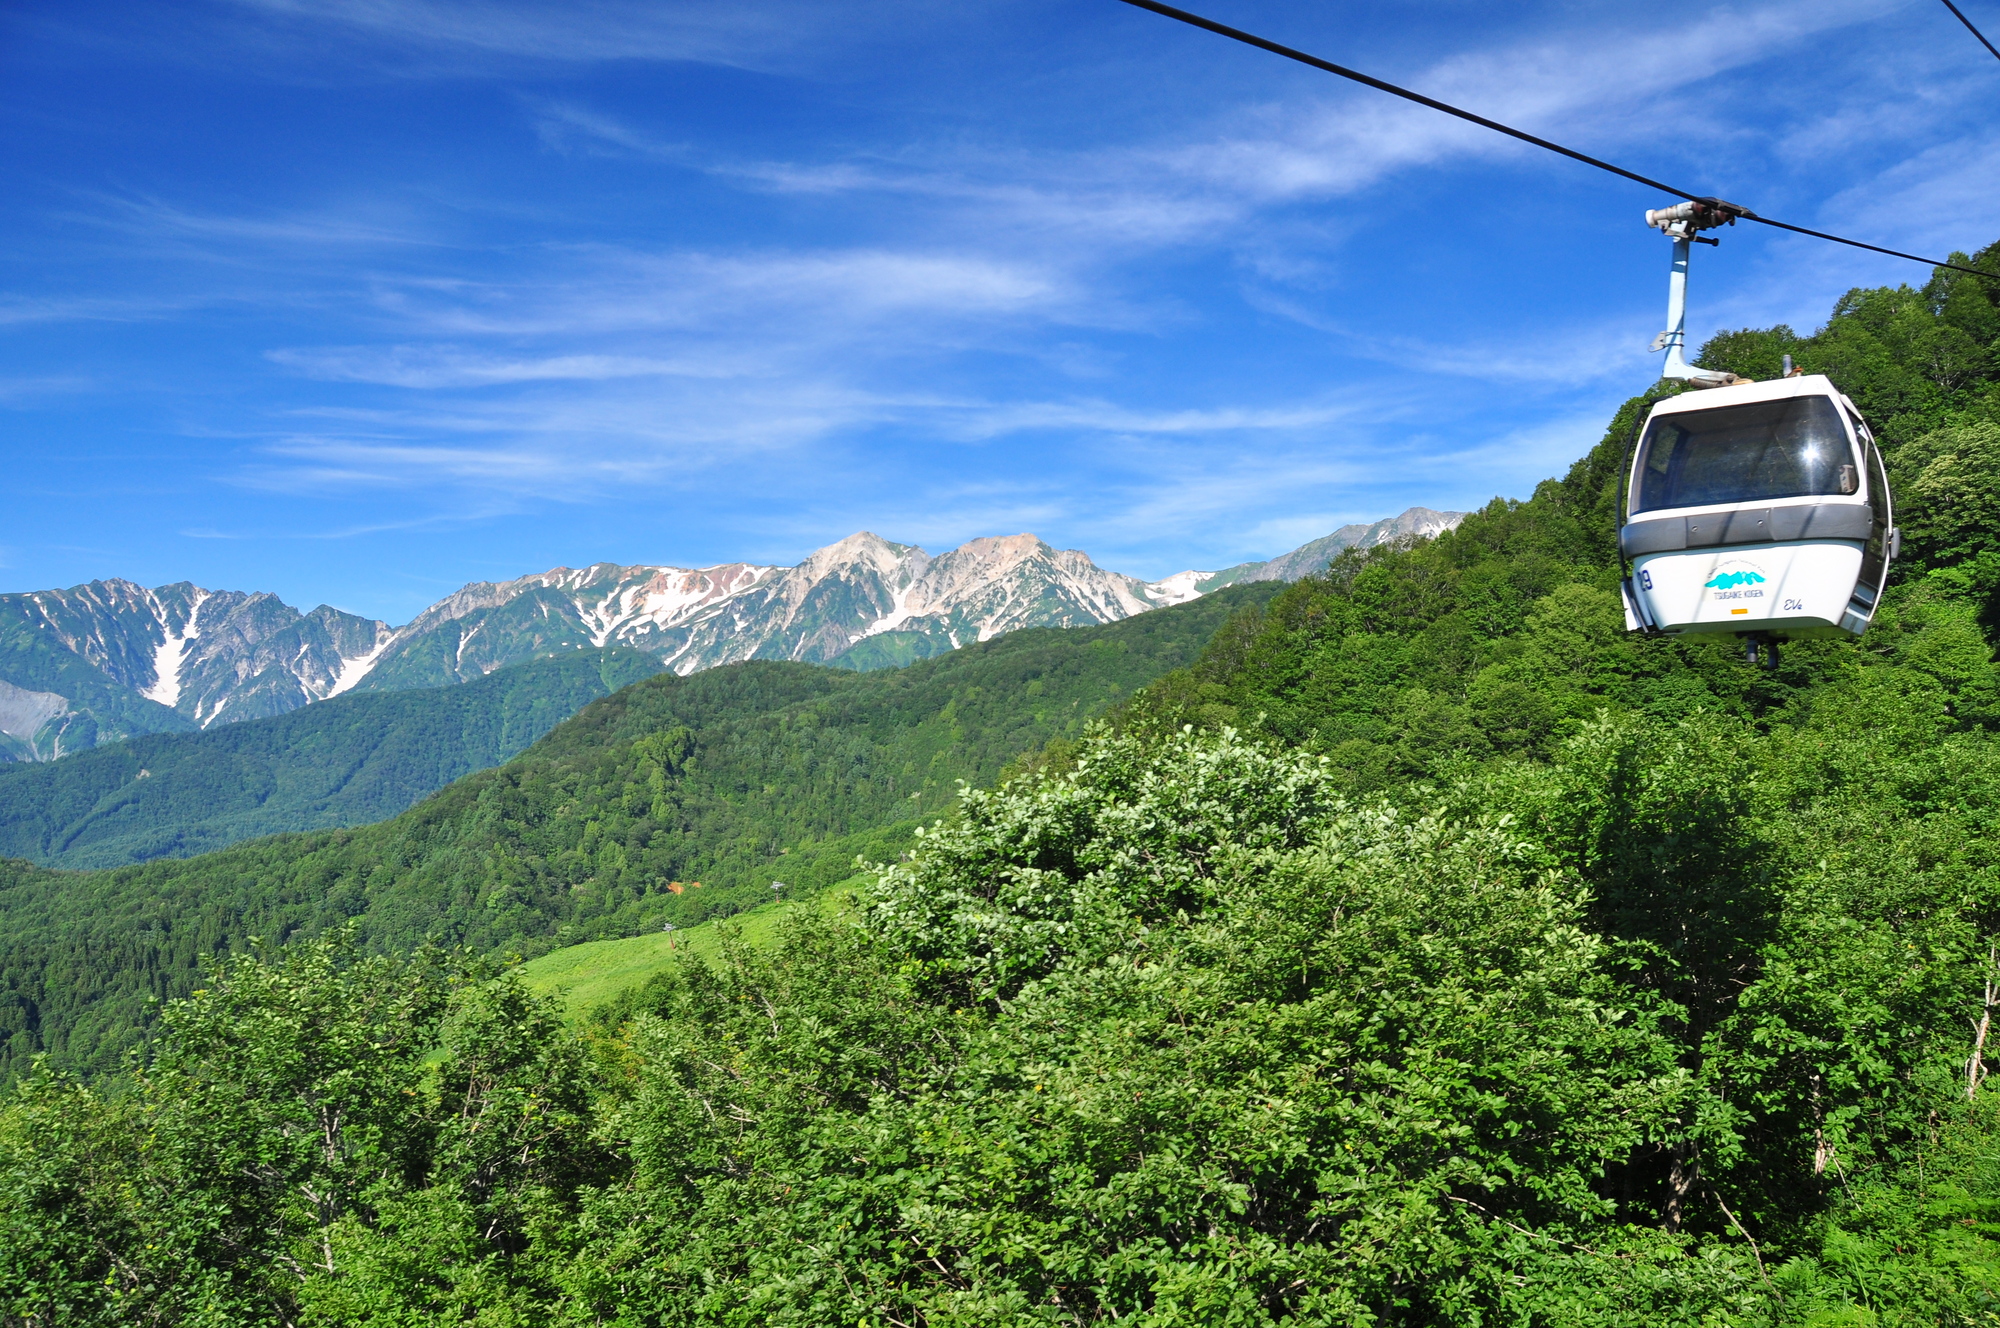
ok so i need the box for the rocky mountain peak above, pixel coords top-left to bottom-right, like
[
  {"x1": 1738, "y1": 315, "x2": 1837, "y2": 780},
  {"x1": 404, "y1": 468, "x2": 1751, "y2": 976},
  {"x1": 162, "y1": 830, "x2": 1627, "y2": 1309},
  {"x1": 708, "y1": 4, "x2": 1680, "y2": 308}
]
[{"x1": 796, "y1": 531, "x2": 929, "y2": 581}]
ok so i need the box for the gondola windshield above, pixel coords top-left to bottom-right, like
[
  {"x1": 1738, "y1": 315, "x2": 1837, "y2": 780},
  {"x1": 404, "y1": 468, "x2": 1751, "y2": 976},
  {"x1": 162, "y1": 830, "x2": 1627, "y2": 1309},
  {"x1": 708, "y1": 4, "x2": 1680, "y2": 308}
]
[{"x1": 1633, "y1": 396, "x2": 1859, "y2": 513}]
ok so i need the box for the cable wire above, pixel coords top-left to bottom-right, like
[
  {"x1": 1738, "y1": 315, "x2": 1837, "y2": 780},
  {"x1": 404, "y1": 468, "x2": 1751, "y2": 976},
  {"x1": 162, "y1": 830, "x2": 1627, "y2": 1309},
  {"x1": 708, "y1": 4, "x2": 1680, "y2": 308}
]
[
  {"x1": 1940, "y1": 0, "x2": 2000, "y2": 64},
  {"x1": 1115, "y1": 0, "x2": 1995, "y2": 279}
]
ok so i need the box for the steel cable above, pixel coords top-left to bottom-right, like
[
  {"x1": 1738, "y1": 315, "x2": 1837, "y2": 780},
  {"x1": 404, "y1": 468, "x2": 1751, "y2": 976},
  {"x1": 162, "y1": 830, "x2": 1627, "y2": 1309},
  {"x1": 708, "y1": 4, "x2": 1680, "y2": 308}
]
[
  {"x1": 1114, "y1": 0, "x2": 1995, "y2": 279},
  {"x1": 1940, "y1": 0, "x2": 2000, "y2": 65}
]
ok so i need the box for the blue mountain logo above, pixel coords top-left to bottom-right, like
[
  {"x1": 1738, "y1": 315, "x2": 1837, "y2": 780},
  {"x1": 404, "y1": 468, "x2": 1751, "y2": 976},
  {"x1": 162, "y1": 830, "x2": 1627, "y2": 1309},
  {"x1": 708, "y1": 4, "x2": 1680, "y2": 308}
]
[{"x1": 1705, "y1": 570, "x2": 1766, "y2": 590}]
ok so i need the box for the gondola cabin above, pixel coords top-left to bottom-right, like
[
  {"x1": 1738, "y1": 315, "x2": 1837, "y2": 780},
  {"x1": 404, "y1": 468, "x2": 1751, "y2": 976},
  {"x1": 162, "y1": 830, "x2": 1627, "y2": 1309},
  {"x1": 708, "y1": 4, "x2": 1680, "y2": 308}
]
[{"x1": 1619, "y1": 374, "x2": 1898, "y2": 641}]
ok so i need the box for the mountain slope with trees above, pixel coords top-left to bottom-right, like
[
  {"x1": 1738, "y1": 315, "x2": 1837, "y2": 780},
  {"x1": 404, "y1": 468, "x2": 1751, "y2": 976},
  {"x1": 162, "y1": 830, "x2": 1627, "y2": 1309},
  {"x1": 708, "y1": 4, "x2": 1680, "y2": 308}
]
[
  {"x1": 0, "y1": 582, "x2": 1279, "y2": 1083},
  {"x1": 0, "y1": 646, "x2": 664, "y2": 869},
  {"x1": 2, "y1": 242, "x2": 1999, "y2": 1325}
]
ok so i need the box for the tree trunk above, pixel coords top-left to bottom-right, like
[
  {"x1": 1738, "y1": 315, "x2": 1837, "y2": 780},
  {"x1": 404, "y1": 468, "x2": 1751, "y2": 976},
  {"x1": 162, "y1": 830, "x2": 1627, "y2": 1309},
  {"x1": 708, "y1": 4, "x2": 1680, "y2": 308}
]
[
  {"x1": 1665, "y1": 1141, "x2": 1697, "y2": 1234},
  {"x1": 1969, "y1": 946, "x2": 1997, "y2": 1100}
]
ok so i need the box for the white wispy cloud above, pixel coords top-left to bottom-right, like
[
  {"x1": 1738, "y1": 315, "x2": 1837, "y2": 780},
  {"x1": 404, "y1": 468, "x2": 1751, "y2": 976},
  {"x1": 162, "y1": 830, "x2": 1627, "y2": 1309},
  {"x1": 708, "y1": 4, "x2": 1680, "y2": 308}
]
[
  {"x1": 267, "y1": 345, "x2": 757, "y2": 387},
  {"x1": 1151, "y1": 0, "x2": 1903, "y2": 206},
  {"x1": 528, "y1": 100, "x2": 688, "y2": 158},
  {"x1": 0, "y1": 293, "x2": 204, "y2": 327},
  {"x1": 673, "y1": 0, "x2": 1904, "y2": 246},
  {"x1": 225, "y1": 0, "x2": 792, "y2": 63},
  {"x1": 0, "y1": 375, "x2": 93, "y2": 402},
  {"x1": 180, "y1": 500, "x2": 529, "y2": 540},
  {"x1": 365, "y1": 247, "x2": 1078, "y2": 340},
  {"x1": 218, "y1": 0, "x2": 963, "y2": 70},
  {"x1": 82, "y1": 192, "x2": 438, "y2": 249},
  {"x1": 1819, "y1": 130, "x2": 2000, "y2": 262},
  {"x1": 1240, "y1": 291, "x2": 1658, "y2": 388},
  {"x1": 933, "y1": 397, "x2": 1371, "y2": 441}
]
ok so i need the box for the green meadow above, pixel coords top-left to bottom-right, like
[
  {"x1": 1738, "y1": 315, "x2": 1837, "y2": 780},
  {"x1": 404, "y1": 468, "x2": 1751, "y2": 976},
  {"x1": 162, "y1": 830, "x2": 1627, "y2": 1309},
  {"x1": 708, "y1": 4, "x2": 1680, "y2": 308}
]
[{"x1": 516, "y1": 877, "x2": 869, "y2": 1021}]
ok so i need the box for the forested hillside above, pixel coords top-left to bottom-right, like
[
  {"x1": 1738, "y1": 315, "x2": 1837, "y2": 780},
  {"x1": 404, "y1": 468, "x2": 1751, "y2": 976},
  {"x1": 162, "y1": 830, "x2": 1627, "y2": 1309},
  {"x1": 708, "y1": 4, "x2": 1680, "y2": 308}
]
[
  {"x1": 3, "y1": 244, "x2": 1999, "y2": 1325},
  {"x1": 0, "y1": 647, "x2": 662, "y2": 868},
  {"x1": 0, "y1": 581, "x2": 1276, "y2": 1083},
  {"x1": 1128, "y1": 247, "x2": 2000, "y2": 778}
]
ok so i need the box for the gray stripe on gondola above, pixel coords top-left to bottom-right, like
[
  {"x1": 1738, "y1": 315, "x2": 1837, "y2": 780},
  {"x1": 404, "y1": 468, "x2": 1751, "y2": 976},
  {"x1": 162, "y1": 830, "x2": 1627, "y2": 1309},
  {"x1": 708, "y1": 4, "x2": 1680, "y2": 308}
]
[{"x1": 1619, "y1": 503, "x2": 1876, "y2": 557}]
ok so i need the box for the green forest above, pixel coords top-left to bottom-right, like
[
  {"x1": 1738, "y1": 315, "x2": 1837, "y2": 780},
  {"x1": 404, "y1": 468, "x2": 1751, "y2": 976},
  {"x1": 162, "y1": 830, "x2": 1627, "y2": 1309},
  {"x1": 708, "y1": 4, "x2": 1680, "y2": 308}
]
[
  {"x1": 0, "y1": 646, "x2": 664, "y2": 869},
  {"x1": 3, "y1": 241, "x2": 1999, "y2": 1325}
]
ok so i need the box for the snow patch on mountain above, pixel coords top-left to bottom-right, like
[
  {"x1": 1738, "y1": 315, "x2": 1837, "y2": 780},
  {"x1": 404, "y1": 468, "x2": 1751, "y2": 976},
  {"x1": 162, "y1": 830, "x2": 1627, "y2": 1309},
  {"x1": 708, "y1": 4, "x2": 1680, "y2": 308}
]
[
  {"x1": 327, "y1": 626, "x2": 395, "y2": 699},
  {"x1": 1144, "y1": 570, "x2": 1210, "y2": 607},
  {"x1": 140, "y1": 588, "x2": 209, "y2": 708},
  {"x1": 864, "y1": 582, "x2": 925, "y2": 638}
]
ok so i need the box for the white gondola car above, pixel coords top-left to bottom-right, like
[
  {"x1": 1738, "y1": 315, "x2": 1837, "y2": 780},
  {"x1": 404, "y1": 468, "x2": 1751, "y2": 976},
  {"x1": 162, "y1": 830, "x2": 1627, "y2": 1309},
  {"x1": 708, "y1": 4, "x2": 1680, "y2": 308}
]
[{"x1": 1619, "y1": 374, "x2": 1898, "y2": 642}]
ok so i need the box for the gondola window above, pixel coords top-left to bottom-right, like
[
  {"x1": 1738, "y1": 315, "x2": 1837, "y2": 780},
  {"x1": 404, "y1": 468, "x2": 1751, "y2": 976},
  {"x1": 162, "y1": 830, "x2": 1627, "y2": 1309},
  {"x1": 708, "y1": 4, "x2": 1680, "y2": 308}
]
[{"x1": 1634, "y1": 396, "x2": 1858, "y2": 512}]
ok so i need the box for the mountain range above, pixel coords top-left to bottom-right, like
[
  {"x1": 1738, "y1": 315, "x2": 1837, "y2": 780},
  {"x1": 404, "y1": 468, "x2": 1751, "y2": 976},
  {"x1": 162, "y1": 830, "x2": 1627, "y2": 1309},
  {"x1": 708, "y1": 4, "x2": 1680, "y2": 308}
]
[{"x1": 0, "y1": 507, "x2": 1460, "y2": 762}]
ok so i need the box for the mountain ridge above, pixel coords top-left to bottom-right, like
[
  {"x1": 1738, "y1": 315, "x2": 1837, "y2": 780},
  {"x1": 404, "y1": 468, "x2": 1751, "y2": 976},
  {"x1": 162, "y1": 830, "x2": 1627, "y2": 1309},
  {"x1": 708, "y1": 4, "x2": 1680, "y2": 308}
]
[
  {"x1": 0, "y1": 507, "x2": 1461, "y2": 759},
  {"x1": 1161, "y1": 506, "x2": 1466, "y2": 595}
]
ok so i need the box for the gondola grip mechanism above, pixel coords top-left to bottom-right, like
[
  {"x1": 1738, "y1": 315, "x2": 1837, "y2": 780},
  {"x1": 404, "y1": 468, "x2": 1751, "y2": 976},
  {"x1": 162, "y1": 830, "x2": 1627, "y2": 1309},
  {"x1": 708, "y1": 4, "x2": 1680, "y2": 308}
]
[{"x1": 1647, "y1": 200, "x2": 1751, "y2": 388}]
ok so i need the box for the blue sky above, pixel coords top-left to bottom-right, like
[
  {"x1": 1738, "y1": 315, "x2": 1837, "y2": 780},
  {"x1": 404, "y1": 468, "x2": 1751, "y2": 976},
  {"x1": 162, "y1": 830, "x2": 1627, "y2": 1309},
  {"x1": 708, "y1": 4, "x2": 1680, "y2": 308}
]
[{"x1": 3, "y1": 0, "x2": 1995, "y2": 623}]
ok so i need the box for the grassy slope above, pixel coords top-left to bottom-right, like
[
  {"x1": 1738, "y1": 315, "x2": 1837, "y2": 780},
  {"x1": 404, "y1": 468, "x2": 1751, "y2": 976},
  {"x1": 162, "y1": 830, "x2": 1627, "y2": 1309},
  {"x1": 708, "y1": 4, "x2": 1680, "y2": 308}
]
[
  {"x1": 516, "y1": 878, "x2": 865, "y2": 1021},
  {"x1": 0, "y1": 647, "x2": 663, "y2": 868},
  {"x1": 0, "y1": 581, "x2": 1280, "y2": 1081}
]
